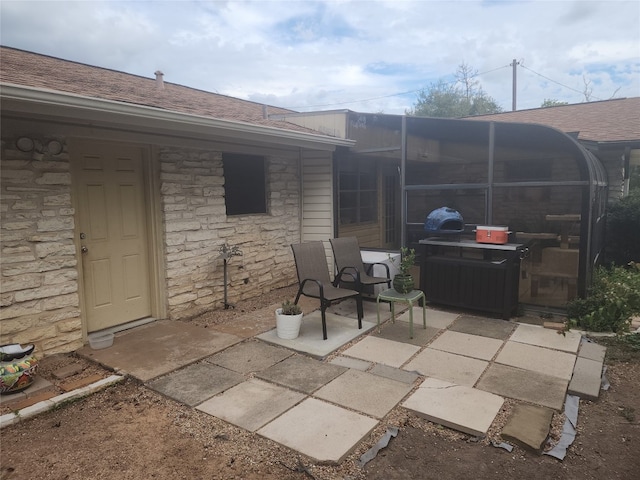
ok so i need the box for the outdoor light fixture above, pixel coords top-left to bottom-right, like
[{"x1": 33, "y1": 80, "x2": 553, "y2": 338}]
[{"x1": 15, "y1": 137, "x2": 64, "y2": 159}]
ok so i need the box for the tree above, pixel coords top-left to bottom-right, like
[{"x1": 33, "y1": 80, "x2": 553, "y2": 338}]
[
  {"x1": 407, "y1": 63, "x2": 503, "y2": 118},
  {"x1": 582, "y1": 75, "x2": 593, "y2": 102},
  {"x1": 541, "y1": 98, "x2": 569, "y2": 108}
]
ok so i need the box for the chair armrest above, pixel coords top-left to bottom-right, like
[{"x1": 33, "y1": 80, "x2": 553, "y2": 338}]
[
  {"x1": 334, "y1": 266, "x2": 360, "y2": 286},
  {"x1": 300, "y1": 278, "x2": 325, "y2": 298},
  {"x1": 366, "y1": 262, "x2": 390, "y2": 278}
]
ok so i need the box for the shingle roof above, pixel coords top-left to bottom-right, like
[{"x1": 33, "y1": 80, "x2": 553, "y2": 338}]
[
  {"x1": 0, "y1": 46, "x2": 320, "y2": 135},
  {"x1": 466, "y1": 97, "x2": 640, "y2": 143}
]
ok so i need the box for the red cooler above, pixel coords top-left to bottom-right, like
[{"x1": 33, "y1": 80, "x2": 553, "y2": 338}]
[{"x1": 475, "y1": 226, "x2": 509, "y2": 244}]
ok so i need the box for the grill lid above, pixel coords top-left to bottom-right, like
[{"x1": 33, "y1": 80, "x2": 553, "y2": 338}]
[{"x1": 424, "y1": 207, "x2": 465, "y2": 233}]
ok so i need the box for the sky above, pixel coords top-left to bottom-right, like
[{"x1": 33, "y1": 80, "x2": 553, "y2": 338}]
[{"x1": 1, "y1": 0, "x2": 639, "y2": 115}]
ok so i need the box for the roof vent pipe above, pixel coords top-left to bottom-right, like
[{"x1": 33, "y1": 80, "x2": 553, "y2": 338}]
[
  {"x1": 262, "y1": 104, "x2": 268, "y2": 119},
  {"x1": 154, "y1": 70, "x2": 164, "y2": 90}
]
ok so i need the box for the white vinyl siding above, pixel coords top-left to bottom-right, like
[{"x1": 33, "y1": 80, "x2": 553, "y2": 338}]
[{"x1": 301, "y1": 151, "x2": 335, "y2": 272}]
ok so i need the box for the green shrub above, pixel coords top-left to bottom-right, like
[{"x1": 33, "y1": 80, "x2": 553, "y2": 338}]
[
  {"x1": 605, "y1": 191, "x2": 640, "y2": 265},
  {"x1": 567, "y1": 263, "x2": 640, "y2": 333}
]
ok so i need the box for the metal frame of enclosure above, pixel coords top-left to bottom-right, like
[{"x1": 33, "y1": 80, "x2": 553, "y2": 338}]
[{"x1": 335, "y1": 112, "x2": 608, "y2": 309}]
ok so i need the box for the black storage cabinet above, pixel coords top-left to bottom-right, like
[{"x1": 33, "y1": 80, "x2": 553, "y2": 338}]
[{"x1": 419, "y1": 239, "x2": 526, "y2": 319}]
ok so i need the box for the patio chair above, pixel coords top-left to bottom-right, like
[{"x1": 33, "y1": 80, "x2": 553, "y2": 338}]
[
  {"x1": 329, "y1": 237, "x2": 391, "y2": 296},
  {"x1": 291, "y1": 241, "x2": 363, "y2": 340}
]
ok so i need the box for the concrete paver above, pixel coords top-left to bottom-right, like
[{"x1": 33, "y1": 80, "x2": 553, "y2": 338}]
[
  {"x1": 501, "y1": 403, "x2": 554, "y2": 453},
  {"x1": 476, "y1": 364, "x2": 568, "y2": 411},
  {"x1": 342, "y1": 336, "x2": 420, "y2": 368},
  {"x1": 77, "y1": 320, "x2": 242, "y2": 382},
  {"x1": 207, "y1": 303, "x2": 281, "y2": 338},
  {"x1": 369, "y1": 364, "x2": 420, "y2": 384},
  {"x1": 402, "y1": 377, "x2": 504, "y2": 437},
  {"x1": 147, "y1": 362, "x2": 244, "y2": 406},
  {"x1": 328, "y1": 299, "x2": 383, "y2": 319},
  {"x1": 0, "y1": 390, "x2": 28, "y2": 407},
  {"x1": 404, "y1": 348, "x2": 488, "y2": 387},
  {"x1": 196, "y1": 379, "x2": 305, "y2": 432},
  {"x1": 397, "y1": 307, "x2": 459, "y2": 329},
  {"x1": 256, "y1": 355, "x2": 347, "y2": 394},
  {"x1": 314, "y1": 369, "x2": 413, "y2": 419},
  {"x1": 449, "y1": 315, "x2": 516, "y2": 340},
  {"x1": 32, "y1": 299, "x2": 589, "y2": 463},
  {"x1": 329, "y1": 356, "x2": 372, "y2": 371},
  {"x1": 374, "y1": 321, "x2": 440, "y2": 346},
  {"x1": 258, "y1": 397, "x2": 378, "y2": 464},
  {"x1": 206, "y1": 340, "x2": 292, "y2": 374},
  {"x1": 509, "y1": 323, "x2": 581, "y2": 353},
  {"x1": 578, "y1": 339, "x2": 606, "y2": 362},
  {"x1": 428, "y1": 330, "x2": 504, "y2": 361},
  {"x1": 256, "y1": 311, "x2": 377, "y2": 359},
  {"x1": 496, "y1": 341, "x2": 576, "y2": 380},
  {"x1": 568, "y1": 357, "x2": 603, "y2": 401}
]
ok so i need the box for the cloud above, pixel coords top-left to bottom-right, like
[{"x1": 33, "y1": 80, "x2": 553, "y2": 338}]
[{"x1": 1, "y1": 0, "x2": 638, "y2": 114}]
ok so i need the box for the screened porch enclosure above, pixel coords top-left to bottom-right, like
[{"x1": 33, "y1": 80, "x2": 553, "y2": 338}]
[{"x1": 336, "y1": 112, "x2": 607, "y2": 310}]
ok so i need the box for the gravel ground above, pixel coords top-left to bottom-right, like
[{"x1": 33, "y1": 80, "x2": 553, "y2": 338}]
[{"x1": 2, "y1": 286, "x2": 637, "y2": 480}]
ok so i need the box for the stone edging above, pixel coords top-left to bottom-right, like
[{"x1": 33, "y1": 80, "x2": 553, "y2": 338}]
[{"x1": 0, "y1": 374, "x2": 124, "y2": 429}]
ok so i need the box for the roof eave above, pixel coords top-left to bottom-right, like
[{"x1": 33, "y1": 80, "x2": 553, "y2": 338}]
[
  {"x1": 578, "y1": 138, "x2": 640, "y2": 151},
  {"x1": 0, "y1": 83, "x2": 355, "y2": 150}
]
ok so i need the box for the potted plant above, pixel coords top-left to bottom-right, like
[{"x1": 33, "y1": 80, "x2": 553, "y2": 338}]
[
  {"x1": 392, "y1": 247, "x2": 416, "y2": 294},
  {"x1": 275, "y1": 300, "x2": 304, "y2": 339}
]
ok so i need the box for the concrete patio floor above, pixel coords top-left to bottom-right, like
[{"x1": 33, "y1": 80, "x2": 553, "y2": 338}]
[{"x1": 75, "y1": 298, "x2": 603, "y2": 464}]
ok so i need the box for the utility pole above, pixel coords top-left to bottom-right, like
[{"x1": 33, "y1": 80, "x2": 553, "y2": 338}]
[{"x1": 511, "y1": 59, "x2": 520, "y2": 111}]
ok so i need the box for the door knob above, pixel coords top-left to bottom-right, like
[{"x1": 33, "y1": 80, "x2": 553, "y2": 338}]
[{"x1": 81, "y1": 246, "x2": 88, "y2": 253}]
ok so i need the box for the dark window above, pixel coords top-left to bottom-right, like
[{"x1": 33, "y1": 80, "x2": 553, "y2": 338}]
[
  {"x1": 339, "y1": 159, "x2": 377, "y2": 225},
  {"x1": 223, "y1": 153, "x2": 266, "y2": 215}
]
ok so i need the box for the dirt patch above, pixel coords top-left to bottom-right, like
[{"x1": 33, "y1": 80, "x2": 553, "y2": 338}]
[
  {"x1": 1, "y1": 289, "x2": 639, "y2": 479},
  {"x1": 363, "y1": 358, "x2": 640, "y2": 480}
]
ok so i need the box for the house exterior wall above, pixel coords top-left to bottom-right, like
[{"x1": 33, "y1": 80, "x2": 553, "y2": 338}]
[
  {"x1": 1, "y1": 137, "x2": 304, "y2": 356},
  {"x1": 277, "y1": 112, "x2": 348, "y2": 139},
  {"x1": 1, "y1": 141, "x2": 83, "y2": 355},
  {"x1": 300, "y1": 151, "x2": 335, "y2": 272},
  {"x1": 598, "y1": 150, "x2": 625, "y2": 202},
  {"x1": 160, "y1": 146, "x2": 301, "y2": 320}
]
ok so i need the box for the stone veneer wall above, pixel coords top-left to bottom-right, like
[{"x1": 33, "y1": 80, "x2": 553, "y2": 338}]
[
  {"x1": 160, "y1": 147, "x2": 300, "y2": 320},
  {"x1": 0, "y1": 141, "x2": 303, "y2": 356},
  {"x1": 0, "y1": 141, "x2": 83, "y2": 356}
]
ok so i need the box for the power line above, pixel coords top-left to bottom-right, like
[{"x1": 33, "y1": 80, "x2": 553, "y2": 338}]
[
  {"x1": 519, "y1": 64, "x2": 602, "y2": 101},
  {"x1": 284, "y1": 64, "x2": 511, "y2": 110},
  {"x1": 284, "y1": 62, "x2": 595, "y2": 111}
]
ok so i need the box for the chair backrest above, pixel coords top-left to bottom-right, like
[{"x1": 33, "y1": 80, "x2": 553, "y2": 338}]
[
  {"x1": 291, "y1": 242, "x2": 332, "y2": 284},
  {"x1": 330, "y1": 237, "x2": 365, "y2": 274}
]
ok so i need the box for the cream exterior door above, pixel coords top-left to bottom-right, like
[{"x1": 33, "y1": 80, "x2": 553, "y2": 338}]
[{"x1": 73, "y1": 141, "x2": 151, "y2": 332}]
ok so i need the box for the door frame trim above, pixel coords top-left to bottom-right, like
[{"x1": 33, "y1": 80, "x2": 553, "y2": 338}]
[{"x1": 69, "y1": 138, "x2": 166, "y2": 338}]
